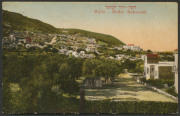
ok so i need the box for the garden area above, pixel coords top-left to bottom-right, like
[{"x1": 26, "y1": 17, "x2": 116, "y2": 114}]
[
  {"x1": 2, "y1": 50, "x2": 178, "y2": 114},
  {"x1": 139, "y1": 66, "x2": 178, "y2": 97},
  {"x1": 85, "y1": 74, "x2": 176, "y2": 102}
]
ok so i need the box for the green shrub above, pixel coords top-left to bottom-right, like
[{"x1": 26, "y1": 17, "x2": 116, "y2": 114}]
[
  {"x1": 140, "y1": 78, "x2": 147, "y2": 83},
  {"x1": 146, "y1": 79, "x2": 164, "y2": 88},
  {"x1": 140, "y1": 78, "x2": 174, "y2": 89},
  {"x1": 166, "y1": 86, "x2": 178, "y2": 97},
  {"x1": 162, "y1": 79, "x2": 174, "y2": 87},
  {"x1": 85, "y1": 100, "x2": 178, "y2": 114}
]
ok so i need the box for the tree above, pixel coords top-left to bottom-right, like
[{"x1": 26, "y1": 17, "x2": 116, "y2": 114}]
[
  {"x1": 147, "y1": 49, "x2": 152, "y2": 53},
  {"x1": 77, "y1": 48, "x2": 85, "y2": 53},
  {"x1": 100, "y1": 59, "x2": 121, "y2": 81},
  {"x1": 67, "y1": 46, "x2": 73, "y2": 50},
  {"x1": 122, "y1": 59, "x2": 136, "y2": 72},
  {"x1": 82, "y1": 59, "x2": 122, "y2": 81},
  {"x1": 47, "y1": 45, "x2": 53, "y2": 49},
  {"x1": 82, "y1": 59, "x2": 101, "y2": 77},
  {"x1": 17, "y1": 44, "x2": 24, "y2": 49},
  {"x1": 39, "y1": 42, "x2": 45, "y2": 46},
  {"x1": 56, "y1": 59, "x2": 80, "y2": 95},
  {"x1": 51, "y1": 48, "x2": 58, "y2": 53},
  {"x1": 43, "y1": 47, "x2": 50, "y2": 52},
  {"x1": 27, "y1": 46, "x2": 36, "y2": 52},
  {"x1": 2, "y1": 78, "x2": 12, "y2": 113},
  {"x1": 58, "y1": 62, "x2": 71, "y2": 80},
  {"x1": 2, "y1": 53, "x2": 84, "y2": 113}
]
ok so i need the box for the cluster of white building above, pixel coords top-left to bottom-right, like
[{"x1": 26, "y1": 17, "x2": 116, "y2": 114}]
[
  {"x1": 112, "y1": 54, "x2": 145, "y2": 61},
  {"x1": 59, "y1": 49, "x2": 95, "y2": 59},
  {"x1": 123, "y1": 44, "x2": 143, "y2": 51},
  {"x1": 85, "y1": 44, "x2": 97, "y2": 52},
  {"x1": 113, "y1": 44, "x2": 143, "y2": 51},
  {"x1": 8, "y1": 34, "x2": 42, "y2": 48}
]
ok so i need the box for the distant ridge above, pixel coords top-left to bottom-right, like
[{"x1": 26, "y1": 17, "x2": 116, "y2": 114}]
[
  {"x1": 2, "y1": 10, "x2": 125, "y2": 45},
  {"x1": 2, "y1": 10, "x2": 58, "y2": 33},
  {"x1": 62, "y1": 28, "x2": 124, "y2": 45}
]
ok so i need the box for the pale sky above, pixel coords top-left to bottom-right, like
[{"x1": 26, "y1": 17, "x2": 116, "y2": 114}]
[{"x1": 2, "y1": 2, "x2": 178, "y2": 51}]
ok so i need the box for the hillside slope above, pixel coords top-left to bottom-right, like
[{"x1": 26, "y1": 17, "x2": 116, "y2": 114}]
[
  {"x1": 3, "y1": 10, "x2": 124, "y2": 45},
  {"x1": 63, "y1": 28, "x2": 125, "y2": 45},
  {"x1": 2, "y1": 10, "x2": 58, "y2": 33}
]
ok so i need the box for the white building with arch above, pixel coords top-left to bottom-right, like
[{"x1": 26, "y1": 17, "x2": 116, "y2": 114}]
[{"x1": 144, "y1": 53, "x2": 178, "y2": 93}]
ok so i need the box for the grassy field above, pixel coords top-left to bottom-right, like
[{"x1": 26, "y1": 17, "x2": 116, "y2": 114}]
[
  {"x1": 97, "y1": 41, "x2": 108, "y2": 46},
  {"x1": 85, "y1": 74, "x2": 176, "y2": 102}
]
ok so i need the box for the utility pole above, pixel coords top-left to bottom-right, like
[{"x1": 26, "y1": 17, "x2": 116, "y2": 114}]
[{"x1": 80, "y1": 85, "x2": 85, "y2": 113}]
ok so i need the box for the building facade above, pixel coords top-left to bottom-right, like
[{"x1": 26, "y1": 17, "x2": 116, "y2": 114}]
[{"x1": 144, "y1": 53, "x2": 178, "y2": 93}]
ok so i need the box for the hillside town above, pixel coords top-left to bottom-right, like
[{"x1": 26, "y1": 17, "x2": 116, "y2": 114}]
[
  {"x1": 2, "y1": 3, "x2": 178, "y2": 114},
  {"x1": 3, "y1": 30, "x2": 147, "y2": 60},
  {"x1": 3, "y1": 30, "x2": 178, "y2": 94}
]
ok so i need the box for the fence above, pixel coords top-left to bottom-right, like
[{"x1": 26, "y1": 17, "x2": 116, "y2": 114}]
[{"x1": 133, "y1": 76, "x2": 178, "y2": 102}]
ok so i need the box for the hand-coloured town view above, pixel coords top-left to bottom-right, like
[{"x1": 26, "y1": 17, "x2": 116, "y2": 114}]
[{"x1": 2, "y1": 2, "x2": 178, "y2": 114}]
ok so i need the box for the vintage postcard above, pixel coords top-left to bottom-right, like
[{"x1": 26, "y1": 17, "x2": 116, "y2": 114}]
[{"x1": 2, "y1": 2, "x2": 178, "y2": 114}]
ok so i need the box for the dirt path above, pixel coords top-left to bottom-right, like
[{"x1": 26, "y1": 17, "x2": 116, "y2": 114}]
[
  {"x1": 49, "y1": 36, "x2": 57, "y2": 44},
  {"x1": 85, "y1": 74, "x2": 176, "y2": 102}
]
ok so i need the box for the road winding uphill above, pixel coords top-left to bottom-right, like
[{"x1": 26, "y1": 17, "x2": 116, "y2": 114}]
[{"x1": 49, "y1": 36, "x2": 57, "y2": 44}]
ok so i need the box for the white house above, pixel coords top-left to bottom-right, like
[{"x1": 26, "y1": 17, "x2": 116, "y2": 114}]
[
  {"x1": 115, "y1": 55, "x2": 122, "y2": 60},
  {"x1": 71, "y1": 46, "x2": 78, "y2": 51},
  {"x1": 30, "y1": 43, "x2": 40, "y2": 47},
  {"x1": 25, "y1": 44, "x2": 31, "y2": 48},
  {"x1": 66, "y1": 50, "x2": 73, "y2": 56},
  {"x1": 115, "y1": 54, "x2": 130, "y2": 60},
  {"x1": 88, "y1": 38, "x2": 96, "y2": 44},
  {"x1": 80, "y1": 51, "x2": 85, "y2": 54},
  {"x1": 16, "y1": 38, "x2": 26, "y2": 44},
  {"x1": 144, "y1": 53, "x2": 178, "y2": 93},
  {"x1": 109, "y1": 56, "x2": 115, "y2": 59},
  {"x1": 59, "y1": 49, "x2": 68, "y2": 54},
  {"x1": 85, "y1": 44, "x2": 96, "y2": 52},
  {"x1": 9, "y1": 34, "x2": 16, "y2": 42},
  {"x1": 72, "y1": 51, "x2": 79, "y2": 57},
  {"x1": 129, "y1": 57, "x2": 136, "y2": 61},
  {"x1": 114, "y1": 46, "x2": 123, "y2": 50},
  {"x1": 78, "y1": 51, "x2": 86, "y2": 58},
  {"x1": 123, "y1": 44, "x2": 142, "y2": 51},
  {"x1": 115, "y1": 54, "x2": 125, "y2": 58},
  {"x1": 84, "y1": 54, "x2": 95, "y2": 59}
]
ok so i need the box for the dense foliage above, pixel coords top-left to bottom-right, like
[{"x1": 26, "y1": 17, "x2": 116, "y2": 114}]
[
  {"x1": 2, "y1": 52, "x2": 124, "y2": 113},
  {"x1": 82, "y1": 59, "x2": 122, "y2": 79},
  {"x1": 85, "y1": 100, "x2": 177, "y2": 114},
  {"x1": 2, "y1": 53, "x2": 84, "y2": 113},
  {"x1": 2, "y1": 10, "x2": 59, "y2": 34},
  {"x1": 122, "y1": 59, "x2": 144, "y2": 73},
  {"x1": 140, "y1": 78, "x2": 174, "y2": 88},
  {"x1": 166, "y1": 86, "x2": 178, "y2": 97},
  {"x1": 97, "y1": 47, "x2": 146, "y2": 57}
]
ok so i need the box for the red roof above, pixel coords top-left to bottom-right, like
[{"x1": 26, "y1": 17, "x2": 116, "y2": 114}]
[
  {"x1": 25, "y1": 37, "x2": 32, "y2": 44},
  {"x1": 128, "y1": 44, "x2": 134, "y2": 46}
]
